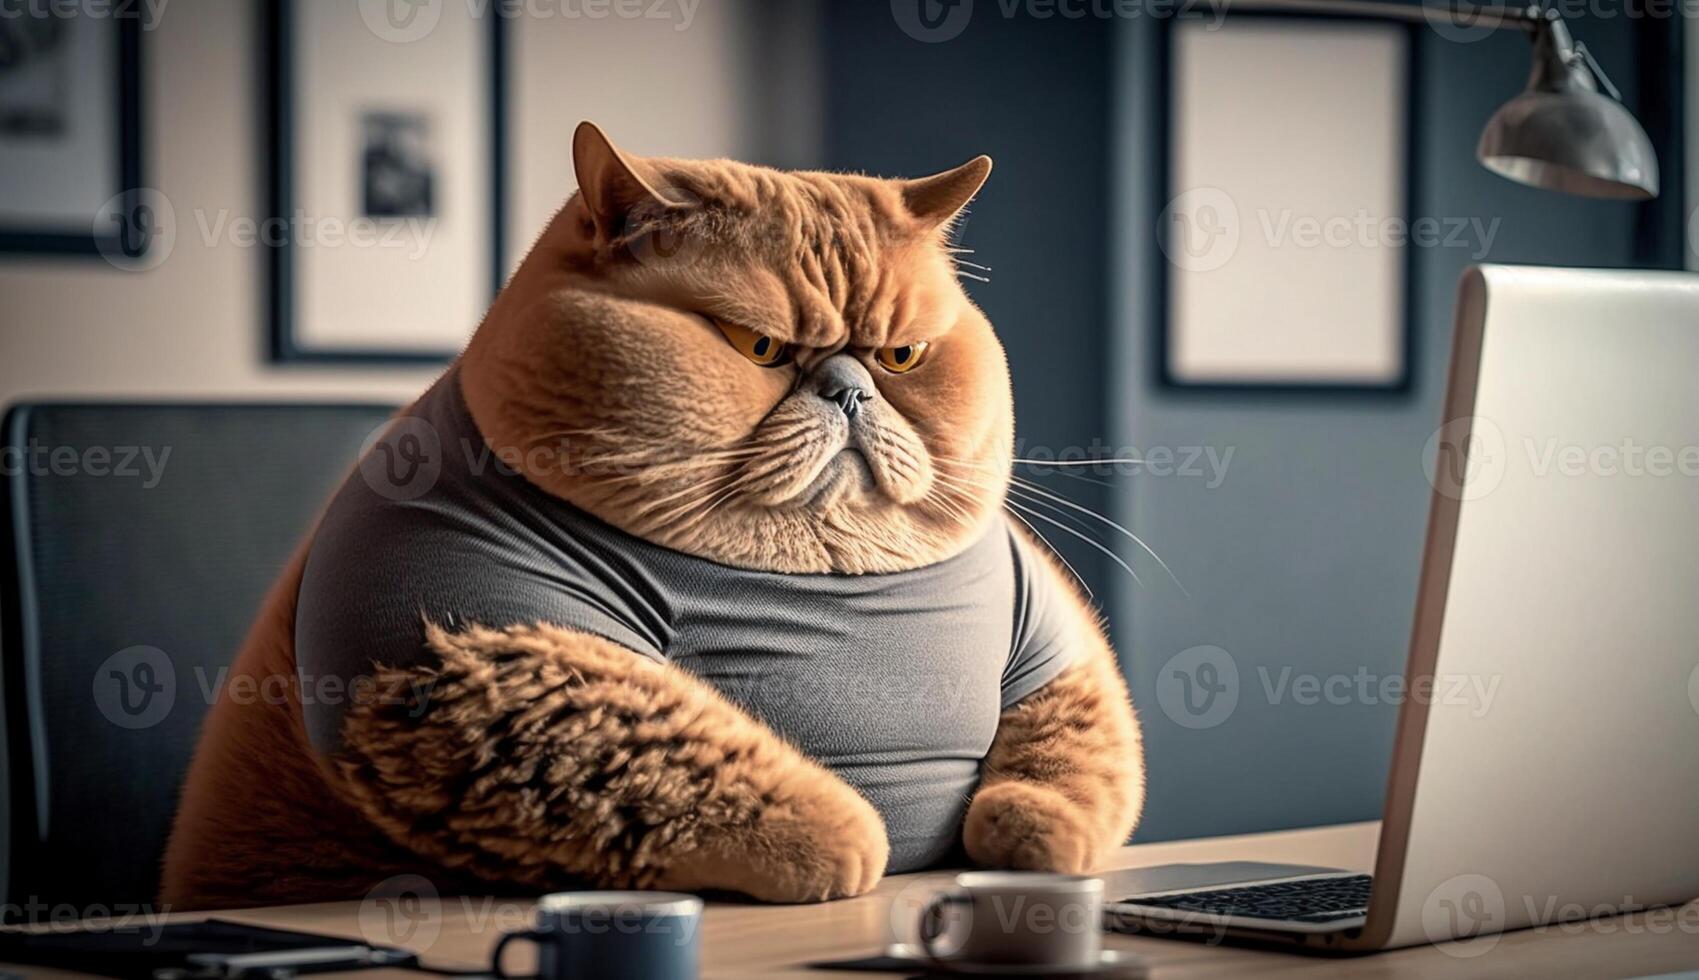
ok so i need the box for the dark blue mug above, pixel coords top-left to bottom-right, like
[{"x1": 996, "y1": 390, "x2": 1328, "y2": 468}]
[{"x1": 492, "y1": 891, "x2": 704, "y2": 980}]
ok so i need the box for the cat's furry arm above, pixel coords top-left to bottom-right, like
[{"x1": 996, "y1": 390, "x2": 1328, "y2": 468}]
[
  {"x1": 332, "y1": 620, "x2": 888, "y2": 903},
  {"x1": 963, "y1": 537, "x2": 1146, "y2": 872}
]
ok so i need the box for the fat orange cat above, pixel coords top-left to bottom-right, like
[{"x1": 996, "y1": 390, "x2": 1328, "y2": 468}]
[{"x1": 161, "y1": 123, "x2": 1145, "y2": 908}]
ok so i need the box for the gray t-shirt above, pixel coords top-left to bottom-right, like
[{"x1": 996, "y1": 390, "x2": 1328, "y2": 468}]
[{"x1": 296, "y1": 371, "x2": 1077, "y2": 871}]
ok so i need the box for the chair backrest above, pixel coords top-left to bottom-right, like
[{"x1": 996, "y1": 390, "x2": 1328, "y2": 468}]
[{"x1": 0, "y1": 401, "x2": 394, "y2": 911}]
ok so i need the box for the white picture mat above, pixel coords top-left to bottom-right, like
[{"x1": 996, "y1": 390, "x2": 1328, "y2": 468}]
[
  {"x1": 292, "y1": 0, "x2": 490, "y2": 353},
  {"x1": 0, "y1": 16, "x2": 116, "y2": 229},
  {"x1": 1167, "y1": 19, "x2": 1407, "y2": 385}
]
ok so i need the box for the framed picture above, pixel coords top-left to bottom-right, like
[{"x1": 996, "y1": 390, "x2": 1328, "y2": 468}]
[
  {"x1": 266, "y1": 0, "x2": 507, "y2": 363},
  {"x1": 0, "y1": 9, "x2": 142, "y2": 256},
  {"x1": 1154, "y1": 15, "x2": 1414, "y2": 393}
]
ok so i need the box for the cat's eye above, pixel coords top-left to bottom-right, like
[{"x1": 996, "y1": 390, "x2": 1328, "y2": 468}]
[
  {"x1": 875, "y1": 341, "x2": 931, "y2": 374},
  {"x1": 713, "y1": 318, "x2": 791, "y2": 367}
]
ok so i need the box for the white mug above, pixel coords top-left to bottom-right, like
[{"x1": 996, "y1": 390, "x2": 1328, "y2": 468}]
[{"x1": 919, "y1": 871, "x2": 1104, "y2": 969}]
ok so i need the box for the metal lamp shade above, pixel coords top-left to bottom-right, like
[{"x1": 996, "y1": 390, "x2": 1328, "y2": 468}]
[
  {"x1": 1475, "y1": 16, "x2": 1659, "y2": 201},
  {"x1": 1478, "y1": 90, "x2": 1660, "y2": 200}
]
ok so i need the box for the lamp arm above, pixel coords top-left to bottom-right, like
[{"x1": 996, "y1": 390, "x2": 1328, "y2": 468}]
[
  {"x1": 1222, "y1": 0, "x2": 1547, "y2": 33},
  {"x1": 1572, "y1": 41, "x2": 1622, "y2": 100}
]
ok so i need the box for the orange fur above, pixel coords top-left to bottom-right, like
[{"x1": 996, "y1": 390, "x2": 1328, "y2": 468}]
[
  {"x1": 161, "y1": 123, "x2": 1144, "y2": 908},
  {"x1": 160, "y1": 550, "x2": 482, "y2": 909},
  {"x1": 964, "y1": 533, "x2": 1146, "y2": 872},
  {"x1": 458, "y1": 126, "x2": 1011, "y2": 573},
  {"x1": 335, "y1": 622, "x2": 887, "y2": 903}
]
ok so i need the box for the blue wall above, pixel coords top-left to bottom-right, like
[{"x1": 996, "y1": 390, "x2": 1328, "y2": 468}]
[
  {"x1": 1110, "y1": 9, "x2": 1680, "y2": 841},
  {"x1": 821, "y1": 3, "x2": 1119, "y2": 604},
  {"x1": 825, "y1": 1, "x2": 1683, "y2": 842}
]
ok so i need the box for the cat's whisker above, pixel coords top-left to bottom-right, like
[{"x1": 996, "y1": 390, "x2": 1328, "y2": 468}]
[
  {"x1": 931, "y1": 465, "x2": 1178, "y2": 595},
  {"x1": 954, "y1": 270, "x2": 991, "y2": 283},
  {"x1": 596, "y1": 464, "x2": 733, "y2": 493},
  {"x1": 690, "y1": 469, "x2": 771, "y2": 521},
  {"x1": 1004, "y1": 499, "x2": 1144, "y2": 588},
  {"x1": 924, "y1": 484, "x2": 983, "y2": 533},
  {"x1": 1008, "y1": 477, "x2": 1188, "y2": 596},
  {"x1": 552, "y1": 442, "x2": 756, "y2": 466},
  {"x1": 1011, "y1": 457, "x2": 1146, "y2": 468},
  {"x1": 664, "y1": 447, "x2": 810, "y2": 526},
  {"x1": 923, "y1": 499, "x2": 974, "y2": 534},
  {"x1": 631, "y1": 471, "x2": 746, "y2": 524},
  {"x1": 657, "y1": 492, "x2": 732, "y2": 535},
  {"x1": 522, "y1": 427, "x2": 761, "y2": 459},
  {"x1": 599, "y1": 445, "x2": 770, "y2": 463},
  {"x1": 589, "y1": 460, "x2": 757, "y2": 483},
  {"x1": 1000, "y1": 505, "x2": 1094, "y2": 600},
  {"x1": 575, "y1": 446, "x2": 769, "y2": 478},
  {"x1": 954, "y1": 259, "x2": 992, "y2": 272},
  {"x1": 927, "y1": 470, "x2": 1000, "y2": 500},
  {"x1": 931, "y1": 458, "x2": 1012, "y2": 486},
  {"x1": 1005, "y1": 485, "x2": 1101, "y2": 538},
  {"x1": 645, "y1": 492, "x2": 735, "y2": 538},
  {"x1": 1040, "y1": 468, "x2": 1115, "y2": 489}
]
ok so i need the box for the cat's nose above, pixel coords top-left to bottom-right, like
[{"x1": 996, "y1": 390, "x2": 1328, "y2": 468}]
[
  {"x1": 829, "y1": 386, "x2": 871, "y2": 418},
  {"x1": 809, "y1": 355, "x2": 876, "y2": 420}
]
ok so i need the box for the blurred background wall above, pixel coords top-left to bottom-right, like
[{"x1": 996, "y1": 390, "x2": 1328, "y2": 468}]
[
  {"x1": 1112, "y1": 7, "x2": 1684, "y2": 841},
  {"x1": 0, "y1": 0, "x2": 770, "y2": 404},
  {"x1": 0, "y1": 0, "x2": 1688, "y2": 842}
]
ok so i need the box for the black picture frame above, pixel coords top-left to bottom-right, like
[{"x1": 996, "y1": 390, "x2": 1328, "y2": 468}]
[
  {"x1": 1152, "y1": 12, "x2": 1418, "y2": 396},
  {"x1": 264, "y1": 0, "x2": 508, "y2": 364},
  {"x1": 0, "y1": 13, "x2": 143, "y2": 258}
]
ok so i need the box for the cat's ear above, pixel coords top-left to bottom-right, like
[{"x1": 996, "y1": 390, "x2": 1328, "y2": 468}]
[
  {"x1": 900, "y1": 155, "x2": 993, "y2": 229},
  {"x1": 572, "y1": 121, "x2": 681, "y2": 241}
]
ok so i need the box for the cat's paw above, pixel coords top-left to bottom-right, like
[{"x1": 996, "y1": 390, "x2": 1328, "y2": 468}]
[
  {"x1": 747, "y1": 773, "x2": 890, "y2": 902},
  {"x1": 663, "y1": 772, "x2": 889, "y2": 904},
  {"x1": 963, "y1": 781, "x2": 1098, "y2": 873}
]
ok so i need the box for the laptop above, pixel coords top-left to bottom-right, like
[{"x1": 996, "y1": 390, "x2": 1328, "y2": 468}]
[{"x1": 1103, "y1": 265, "x2": 1699, "y2": 953}]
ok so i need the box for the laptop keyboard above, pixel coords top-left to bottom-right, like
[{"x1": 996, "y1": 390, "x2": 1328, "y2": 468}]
[{"x1": 1120, "y1": 874, "x2": 1372, "y2": 923}]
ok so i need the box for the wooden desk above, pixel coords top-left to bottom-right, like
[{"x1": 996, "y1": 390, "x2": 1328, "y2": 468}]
[{"x1": 22, "y1": 822, "x2": 1699, "y2": 978}]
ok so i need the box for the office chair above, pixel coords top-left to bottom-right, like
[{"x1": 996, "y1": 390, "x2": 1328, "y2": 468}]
[{"x1": 0, "y1": 401, "x2": 394, "y2": 911}]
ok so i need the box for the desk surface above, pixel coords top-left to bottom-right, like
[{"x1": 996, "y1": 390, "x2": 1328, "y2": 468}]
[{"x1": 26, "y1": 822, "x2": 1699, "y2": 978}]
